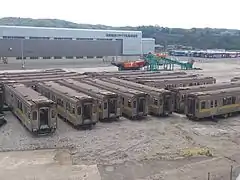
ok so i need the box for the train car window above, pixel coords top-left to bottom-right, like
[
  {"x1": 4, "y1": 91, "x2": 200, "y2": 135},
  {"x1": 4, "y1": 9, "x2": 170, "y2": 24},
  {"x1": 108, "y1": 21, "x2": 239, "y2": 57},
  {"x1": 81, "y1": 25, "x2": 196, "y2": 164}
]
[
  {"x1": 159, "y1": 99, "x2": 163, "y2": 105},
  {"x1": 210, "y1": 100, "x2": 214, "y2": 108},
  {"x1": 153, "y1": 99, "x2": 158, "y2": 105},
  {"x1": 57, "y1": 99, "x2": 61, "y2": 105},
  {"x1": 133, "y1": 101, "x2": 137, "y2": 108},
  {"x1": 201, "y1": 101, "x2": 206, "y2": 109},
  {"x1": 51, "y1": 110, "x2": 56, "y2": 118},
  {"x1": 232, "y1": 97, "x2": 236, "y2": 104},
  {"x1": 52, "y1": 95, "x2": 56, "y2": 101},
  {"x1": 66, "y1": 102, "x2": 70, "y2": 111},
  {"x1": 28, "y1": 112, "x2": 31, "y2": 119},
  {"x1": 24, "y1": 106, "x2": 27, "y2": 114},
  {"x1": 122, "y1": 98, "x2": 124, "y2": 105},
  {"x1": 215, "y1": 100, "x2": 218, "y2": 107},
  {"x1": 197, "y1": 82, "x2": 200, "y2": 85},
  {"x1": 32, "y1": 111, "x2": 37, "y2": 120},
  {"x1": 72, "y1": 107, "x2": 76, "y2": 114},
  {"x1": 128, "y1": 100, "x2": 131, "y2": 108},
  {"x1": 19, "y1": 102, "x2": 23, "y2": 111},
  {"x1": 104, "y1": 102, "x2": 107, "y2": 109},
  {"x1": 77, "y1": 107, "x2": 82, "y2": 115},
  {"x1": 227, "y1": 97, "x2": 232, "y2": 105},
  {"x1": 189, "y1": 83, "x2": 193, "y2": 86},
  {"x1": 181, "y1": 95, "x2": 185, "y2": 100},
  {"x1": 223, "y1": 98, "x2": 227, "y2": 106},
  {"x1": 196, "y1": 102, "x2": 199, "y2": 110},
  {"x1": 57, "y1": 98, "x2": 64, "y2": 107}
]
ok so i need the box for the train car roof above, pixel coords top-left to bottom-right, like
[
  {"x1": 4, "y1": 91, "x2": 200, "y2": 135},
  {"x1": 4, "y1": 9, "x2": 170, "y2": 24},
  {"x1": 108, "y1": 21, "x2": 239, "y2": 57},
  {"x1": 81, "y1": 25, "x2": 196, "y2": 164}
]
[
  {"x1": 119, "y1": 72, "x2": 188, "y2": 78},
  {"x1": 127, "y1": 74, "x2": 199, "y2": 80},
  {"x1": 0, "y1": 72, "x2": 82, "y2": 81},
  {"x1": 2, "y1": 75, "x2": 86, "y2": 84},
  {"x1": 173, "y1": 81, "x2": 240, "y2": 91},
  {"x1": 39, "y1": 81, "x2": 92, "y2": 101},
  {"x1": 84, "y1": 71, "x2": 186, "y2": 75},
  {"x1": 8, "y1": 84, "x2": 53, "y2": 105},
  {"x1": 61, "y1": 79, "x2": 118, "y2": 96},
  {"x1": 189, "y1": 86, "x2": 240, "y2": 97},
  {"x1": 107, "y1": 77, "x2": 169, "y2": 93},
  {"x1": 139, "y1": 76, "x2": 215, "y2": 82},
  {"x1": 82, "y1": 78, "x2": 146, "y2": 96}
]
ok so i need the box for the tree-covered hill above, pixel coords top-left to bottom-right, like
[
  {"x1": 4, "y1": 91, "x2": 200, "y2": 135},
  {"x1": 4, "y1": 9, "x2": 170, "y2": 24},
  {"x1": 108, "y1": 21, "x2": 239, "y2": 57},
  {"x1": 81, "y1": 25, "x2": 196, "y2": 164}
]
[{"x1": 1, "y1": 17, "x2": 240, "y2": 50}]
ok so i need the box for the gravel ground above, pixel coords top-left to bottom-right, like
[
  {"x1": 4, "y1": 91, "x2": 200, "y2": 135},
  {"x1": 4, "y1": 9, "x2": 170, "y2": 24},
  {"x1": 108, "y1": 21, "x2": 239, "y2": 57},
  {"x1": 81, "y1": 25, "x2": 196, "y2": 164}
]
[{"x1": 1, "y1": 57, "x2": 240, "y2": 180}]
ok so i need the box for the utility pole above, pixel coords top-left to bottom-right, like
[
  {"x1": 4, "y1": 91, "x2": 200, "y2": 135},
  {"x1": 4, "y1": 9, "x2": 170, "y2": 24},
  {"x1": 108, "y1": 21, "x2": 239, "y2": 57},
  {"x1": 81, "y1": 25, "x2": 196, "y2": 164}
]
[
  {"x1": 230, "y1": 165, "x2": 233, "y2": 180},
  {"x1": 21, "y1": 39, "x2": 25, "y2": 69}
]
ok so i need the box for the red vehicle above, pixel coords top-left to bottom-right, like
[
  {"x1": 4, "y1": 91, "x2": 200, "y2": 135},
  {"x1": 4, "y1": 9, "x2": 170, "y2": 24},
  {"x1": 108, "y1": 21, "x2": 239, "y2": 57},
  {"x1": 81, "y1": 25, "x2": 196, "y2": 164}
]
[{"x1": 111, "y1": 60, "x2": 148, "y2": 70}]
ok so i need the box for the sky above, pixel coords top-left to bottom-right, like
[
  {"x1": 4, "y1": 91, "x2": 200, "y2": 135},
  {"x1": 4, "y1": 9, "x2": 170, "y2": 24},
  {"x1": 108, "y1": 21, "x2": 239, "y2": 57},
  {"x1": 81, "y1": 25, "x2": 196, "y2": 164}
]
[{"x1": 0, "y1": 0, "x2": 239, "y2": 29}]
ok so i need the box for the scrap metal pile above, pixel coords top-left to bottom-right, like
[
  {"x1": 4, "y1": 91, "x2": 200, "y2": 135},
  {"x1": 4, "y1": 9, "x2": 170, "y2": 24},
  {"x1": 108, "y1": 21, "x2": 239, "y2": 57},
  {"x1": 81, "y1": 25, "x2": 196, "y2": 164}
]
[{"x1": 1, "y1": 68, "x2": 240, "y2": 135}]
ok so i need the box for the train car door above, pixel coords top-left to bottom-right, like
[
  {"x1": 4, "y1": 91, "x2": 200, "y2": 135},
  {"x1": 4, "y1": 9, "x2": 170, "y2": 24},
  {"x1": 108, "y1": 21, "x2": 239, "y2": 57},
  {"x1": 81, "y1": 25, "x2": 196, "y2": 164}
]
[
  {"x1": 108, "y1": 98, "x2": 117, "y2": 118},
  {"x1": 187, "y1": 97, "x2": 196, "y2": 116},
  {"x1": 39, "y1": 107, "x2": 49, "y2": 127}
]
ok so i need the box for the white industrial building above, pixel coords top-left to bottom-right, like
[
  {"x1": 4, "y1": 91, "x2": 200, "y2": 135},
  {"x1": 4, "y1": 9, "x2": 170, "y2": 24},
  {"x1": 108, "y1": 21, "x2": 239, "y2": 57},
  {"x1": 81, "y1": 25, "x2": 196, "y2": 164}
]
[
  {"x1": 0, "y1": 26, "x2": 155, "y2": 61},
  {"x1": 141, "y1": 38, "x2": 155, "y2": 55}
]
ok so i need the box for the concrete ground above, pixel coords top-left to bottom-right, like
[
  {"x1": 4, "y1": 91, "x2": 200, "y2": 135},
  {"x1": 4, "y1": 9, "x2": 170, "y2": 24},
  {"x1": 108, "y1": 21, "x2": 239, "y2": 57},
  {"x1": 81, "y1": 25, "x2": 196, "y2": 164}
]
[
  {"x1": 0, "y1": 58, "x2": 113, "y2": 71},
  {"x1": 1, "y1": 57, "x2": 240, "y2": 180}
]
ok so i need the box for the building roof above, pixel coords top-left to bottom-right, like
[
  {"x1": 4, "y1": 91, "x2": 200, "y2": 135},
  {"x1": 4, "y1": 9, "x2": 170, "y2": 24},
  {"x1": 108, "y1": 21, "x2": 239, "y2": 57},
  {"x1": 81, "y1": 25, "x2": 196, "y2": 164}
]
[{"x1": 0, "y1": 25, "x2": 142, "y2": 39}]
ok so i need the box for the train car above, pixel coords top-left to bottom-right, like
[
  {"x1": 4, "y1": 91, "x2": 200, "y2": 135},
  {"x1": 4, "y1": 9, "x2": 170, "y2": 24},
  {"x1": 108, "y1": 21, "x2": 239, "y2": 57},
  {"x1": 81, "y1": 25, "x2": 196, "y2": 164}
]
[
  {"x1": 185, "y1": 87, "x2": 240, "y2": 120},
  {"x1": 57, "y1": 79, "x2": 122, "y2": 121},
  {"x1": 124, "y1": 74, "x2": 200, "y2": 82},
  {"x1": 81, "y1": 78, "x2": 149, "y2": 119},
  {"x1": 0, "y1": 83, "x2": 6, "y2": 127},
  {"x1": 172, "y1": 81, "x2": 240, "y2": 113},
  {"x1": 1, "y1": 75, "x2": 88, "y2": 93},
  {"x1": 0, "y1": 72, "x2": 82, "y2": 81},
  {"x1": 4, "y1": 83, "x2": 57, "y2": 135},
  {"x1": 119, "y1": 72, "x2": 188, "y2": 79},
  {"x1": 0, "y1": 69, "x2": 66, "y2": 78},
  {"x1": 139, "y1": 76, "x2": 216, "y2": 89},
  {"x1": 101, "y1": 77, "x2": 173, "y2": 116},
  {"x1": 0, "y1": 83, "x2": 4, "y2": 113},
  {"x1": 85, "y1": 71, "x2": 187, "y2": 78},
  {"x1": 36, "y1": 81, "x2": 98, "y2": 128},
  {"x1": 0, "y1": 71, "x2": 76, "y2": 78}
]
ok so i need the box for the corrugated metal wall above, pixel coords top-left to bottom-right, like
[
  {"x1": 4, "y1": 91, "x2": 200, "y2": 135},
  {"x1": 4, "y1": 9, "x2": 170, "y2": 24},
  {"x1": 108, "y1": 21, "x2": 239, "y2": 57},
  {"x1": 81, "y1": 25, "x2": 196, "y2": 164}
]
[{"x1": 0, "y1": 39, "x2": 123, "y2": 57}]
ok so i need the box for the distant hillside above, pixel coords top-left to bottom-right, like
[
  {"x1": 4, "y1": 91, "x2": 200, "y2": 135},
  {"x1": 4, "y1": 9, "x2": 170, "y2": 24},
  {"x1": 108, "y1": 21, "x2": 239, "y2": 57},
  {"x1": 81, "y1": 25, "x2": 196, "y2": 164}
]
[{"x1": 1, "y1": 17, "x2": 240, "y2": 50}]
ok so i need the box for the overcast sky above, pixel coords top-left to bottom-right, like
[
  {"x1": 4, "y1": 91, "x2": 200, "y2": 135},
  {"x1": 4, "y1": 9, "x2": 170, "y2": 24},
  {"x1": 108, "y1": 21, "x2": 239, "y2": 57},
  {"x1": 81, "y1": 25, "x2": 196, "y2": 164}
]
[{"x1": 0, "y1": 0, "x2": 238, "y2": 29}]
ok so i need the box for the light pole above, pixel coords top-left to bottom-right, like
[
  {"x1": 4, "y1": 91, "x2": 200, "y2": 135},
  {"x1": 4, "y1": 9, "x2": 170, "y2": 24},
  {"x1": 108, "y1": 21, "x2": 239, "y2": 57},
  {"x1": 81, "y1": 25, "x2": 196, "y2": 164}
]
[{"x1": 21, "y1": 39, "x2": 25, "y2": 69}]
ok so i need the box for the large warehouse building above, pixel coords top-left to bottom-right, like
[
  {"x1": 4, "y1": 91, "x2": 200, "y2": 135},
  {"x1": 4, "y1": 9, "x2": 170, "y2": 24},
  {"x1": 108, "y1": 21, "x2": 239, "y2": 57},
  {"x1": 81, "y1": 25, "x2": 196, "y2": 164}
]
[{"x1": 0, "y1": 26, "x2": 155, "y2": 61}]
